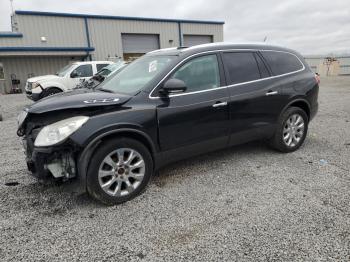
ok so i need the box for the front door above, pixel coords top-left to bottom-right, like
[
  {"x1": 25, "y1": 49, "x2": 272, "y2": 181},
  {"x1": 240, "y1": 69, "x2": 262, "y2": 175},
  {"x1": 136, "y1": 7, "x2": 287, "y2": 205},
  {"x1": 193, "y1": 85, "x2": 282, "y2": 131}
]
[
  {"x1": 67, "y1": 64, "x2": 94, "y2": 89},
  {"x1": 156, "y1": 54, "x2": 230, "y2": 160}
]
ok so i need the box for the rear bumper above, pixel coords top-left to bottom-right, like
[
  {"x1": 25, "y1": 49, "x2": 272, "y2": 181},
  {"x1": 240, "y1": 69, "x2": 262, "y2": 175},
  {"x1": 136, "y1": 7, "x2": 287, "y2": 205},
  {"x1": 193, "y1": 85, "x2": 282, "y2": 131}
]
[{"x1": 310, "y1": 101, "x2": 318, "y2": 121}]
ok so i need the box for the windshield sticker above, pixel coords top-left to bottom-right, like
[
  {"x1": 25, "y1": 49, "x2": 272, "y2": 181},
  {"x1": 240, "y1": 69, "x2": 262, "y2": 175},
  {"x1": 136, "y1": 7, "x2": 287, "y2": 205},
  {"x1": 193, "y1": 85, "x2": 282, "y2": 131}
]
[{"x1": 149, "y1": 60, "x2": 158, "y2": 73}]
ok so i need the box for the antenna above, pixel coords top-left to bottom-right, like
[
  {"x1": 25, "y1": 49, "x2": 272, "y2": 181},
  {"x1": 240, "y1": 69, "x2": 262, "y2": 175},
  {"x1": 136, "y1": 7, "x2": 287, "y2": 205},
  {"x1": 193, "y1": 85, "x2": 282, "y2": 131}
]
[{"x1": 263, "y1": 36, "x2": 268, "y2": 42}]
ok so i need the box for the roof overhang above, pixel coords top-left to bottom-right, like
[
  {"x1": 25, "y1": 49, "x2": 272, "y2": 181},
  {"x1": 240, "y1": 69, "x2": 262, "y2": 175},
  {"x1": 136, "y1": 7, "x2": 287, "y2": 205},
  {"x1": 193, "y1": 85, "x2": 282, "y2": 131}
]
[
  {"x1": 0, "y1": 47, "x2": 94, "y2": 57},
  {"x1": 15, "y1": 10, "x2": 225, "y2": 25},
  {"x1": 0, "y1": 32, "x2": 23, "y2": 38}
]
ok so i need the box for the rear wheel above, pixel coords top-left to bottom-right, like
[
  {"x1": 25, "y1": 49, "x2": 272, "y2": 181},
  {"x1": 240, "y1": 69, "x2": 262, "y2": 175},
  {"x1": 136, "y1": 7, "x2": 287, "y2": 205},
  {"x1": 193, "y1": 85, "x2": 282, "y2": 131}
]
[
  {"x1": 269, "y1": 107, "x2": 308, "y2": 153},
  {"x1": 86, "y1": 138, "x2": 153, "y2": 205}
]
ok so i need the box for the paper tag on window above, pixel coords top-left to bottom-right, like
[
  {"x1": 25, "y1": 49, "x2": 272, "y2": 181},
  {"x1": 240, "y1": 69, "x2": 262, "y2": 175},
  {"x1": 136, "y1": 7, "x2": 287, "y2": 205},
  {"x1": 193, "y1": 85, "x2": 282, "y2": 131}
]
[{"x1": 149, "y1": 60, "x2": 157, "y2": 72}]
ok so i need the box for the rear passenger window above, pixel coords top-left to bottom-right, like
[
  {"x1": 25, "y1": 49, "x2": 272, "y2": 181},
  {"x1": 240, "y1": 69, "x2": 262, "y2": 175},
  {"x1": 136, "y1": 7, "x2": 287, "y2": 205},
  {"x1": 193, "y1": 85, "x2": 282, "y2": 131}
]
[
  {"x1": 261, "y1": 51, "x2": 303, "y2": 75},
  {"x1": 222, "y1": 52, "x2": 261, "y2": 85}
]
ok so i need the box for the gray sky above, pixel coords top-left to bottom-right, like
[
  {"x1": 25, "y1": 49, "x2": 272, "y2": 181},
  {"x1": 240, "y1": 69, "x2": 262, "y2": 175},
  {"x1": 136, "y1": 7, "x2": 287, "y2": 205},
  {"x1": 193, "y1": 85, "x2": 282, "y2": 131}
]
[{"x1": 0, "y1": 0, "x2": 349, "y2": 55}]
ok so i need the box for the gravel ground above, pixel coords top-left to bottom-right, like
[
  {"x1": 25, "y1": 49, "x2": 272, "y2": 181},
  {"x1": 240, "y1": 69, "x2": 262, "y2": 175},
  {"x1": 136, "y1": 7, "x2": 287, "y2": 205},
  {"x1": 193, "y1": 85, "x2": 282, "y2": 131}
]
[{"x1": 0, "y1": 77, "x2": 349, "y2": 261}]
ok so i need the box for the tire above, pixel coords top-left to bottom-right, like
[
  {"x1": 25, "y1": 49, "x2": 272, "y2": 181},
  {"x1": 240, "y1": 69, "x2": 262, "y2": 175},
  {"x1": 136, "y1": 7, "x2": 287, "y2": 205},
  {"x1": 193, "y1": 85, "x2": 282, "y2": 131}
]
[
  {"x1": 41, "y1": 87, "x2": 62, "y2": 98},
  {"x1": 86, "y1": 138, "x2": 153, "y2": 205},
  {"x1": 269, "y1": 106, "x2": 308, "y2": 153}
]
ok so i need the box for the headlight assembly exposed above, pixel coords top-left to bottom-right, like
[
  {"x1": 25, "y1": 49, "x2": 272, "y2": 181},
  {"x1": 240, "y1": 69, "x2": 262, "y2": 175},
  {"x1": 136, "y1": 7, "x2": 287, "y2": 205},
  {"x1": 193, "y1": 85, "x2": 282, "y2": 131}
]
[{"x1": 34, "y1": 116, "x2": 89, "y2": 147}]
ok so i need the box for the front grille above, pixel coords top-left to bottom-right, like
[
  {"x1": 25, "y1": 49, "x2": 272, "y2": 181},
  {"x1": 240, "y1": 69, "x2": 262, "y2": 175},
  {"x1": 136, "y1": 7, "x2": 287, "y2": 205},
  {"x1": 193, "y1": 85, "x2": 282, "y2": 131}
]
[{"x1": 26, "y1": 82, "x2": 32, "y2": 91}]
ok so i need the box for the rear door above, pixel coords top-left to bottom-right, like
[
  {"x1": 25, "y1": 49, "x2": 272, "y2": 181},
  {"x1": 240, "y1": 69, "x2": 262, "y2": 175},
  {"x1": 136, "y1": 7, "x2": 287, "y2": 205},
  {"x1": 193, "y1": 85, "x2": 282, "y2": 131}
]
[
  {"x1": 221, "y1": 51, "x2": 287, "y2": 145},
  {"x1": 156, "y1": 53, "x2": 230, "y2": 158}
]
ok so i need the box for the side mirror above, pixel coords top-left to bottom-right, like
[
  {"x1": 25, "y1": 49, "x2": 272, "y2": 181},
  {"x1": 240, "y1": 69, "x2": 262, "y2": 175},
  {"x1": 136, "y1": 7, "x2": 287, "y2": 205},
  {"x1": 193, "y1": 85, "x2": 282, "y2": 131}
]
[
  {"x1": 70, "y1": 70, "x2": 79, "y2": 78},
  {"x1": 160, "y1": 78, "x2": 187, "y2": 95}
]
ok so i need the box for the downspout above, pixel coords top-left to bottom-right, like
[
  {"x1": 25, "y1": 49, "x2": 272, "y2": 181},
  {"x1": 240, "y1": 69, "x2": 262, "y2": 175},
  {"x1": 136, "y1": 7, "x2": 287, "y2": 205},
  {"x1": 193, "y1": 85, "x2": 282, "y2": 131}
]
[
  {"x1": 178, "y1": 22, "x2": 183, "y2": 46},
  {"x1": 84, "y1": 17, "x2": 92, "y2": 61}
]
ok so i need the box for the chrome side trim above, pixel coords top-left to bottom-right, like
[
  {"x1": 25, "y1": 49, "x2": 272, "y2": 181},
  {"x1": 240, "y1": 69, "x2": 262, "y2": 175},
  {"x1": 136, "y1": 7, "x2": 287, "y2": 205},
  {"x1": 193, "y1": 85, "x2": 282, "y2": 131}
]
[
  {"x1": 148, "y1": 49, "x2": 305, "y2": 99},
  {"x1": 212, "y1": 101, "x2": 228, "y2": 107},
  {"x1": 265, "y1": 91, "x2": 278, "y2": 96}
]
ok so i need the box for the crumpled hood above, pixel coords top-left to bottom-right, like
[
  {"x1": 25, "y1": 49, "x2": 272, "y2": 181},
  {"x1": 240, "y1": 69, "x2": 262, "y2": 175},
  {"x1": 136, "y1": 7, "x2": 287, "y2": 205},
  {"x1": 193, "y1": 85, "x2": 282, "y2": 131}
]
[
  {"x1": 27, "y1": 75, "x2": 60, "y2": 83},
  {"x1": 27, "y1": 88, "x2": 133, "y2": 114}
]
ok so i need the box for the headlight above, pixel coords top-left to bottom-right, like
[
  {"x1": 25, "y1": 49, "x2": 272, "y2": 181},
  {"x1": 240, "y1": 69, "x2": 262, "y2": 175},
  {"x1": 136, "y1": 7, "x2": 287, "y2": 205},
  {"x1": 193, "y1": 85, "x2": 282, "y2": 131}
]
[{"x1": 34, "y1": 116, "x2": 89, "y2": 147}]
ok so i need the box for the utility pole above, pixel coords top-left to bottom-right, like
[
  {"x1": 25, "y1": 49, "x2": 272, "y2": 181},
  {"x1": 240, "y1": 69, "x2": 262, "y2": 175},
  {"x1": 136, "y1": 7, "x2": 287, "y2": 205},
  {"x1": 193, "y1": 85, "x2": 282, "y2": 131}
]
[
  {"x1": 10, "y1": 0, "x2": 14, "y2": 14},
  {"x1": 10, "y1": 0, "x2": 18, "y2": 31}
]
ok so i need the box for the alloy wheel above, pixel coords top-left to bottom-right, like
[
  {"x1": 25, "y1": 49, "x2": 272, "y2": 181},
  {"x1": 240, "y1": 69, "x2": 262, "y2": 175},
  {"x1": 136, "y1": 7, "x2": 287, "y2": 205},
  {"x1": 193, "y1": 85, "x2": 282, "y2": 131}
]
[
  {"x1": 98, "y1": 148, "x2": 145, "y2": 197},
  {"x1": 283, "y1": 113, "x2": 305, "y2": 147}
]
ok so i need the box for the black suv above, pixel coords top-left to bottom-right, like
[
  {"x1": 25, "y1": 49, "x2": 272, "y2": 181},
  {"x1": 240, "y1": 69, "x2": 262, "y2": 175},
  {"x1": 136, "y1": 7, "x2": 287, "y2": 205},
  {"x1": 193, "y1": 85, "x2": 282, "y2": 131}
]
[{"x1": 17, "y1": 43, "x2": 319, "y2": 205}]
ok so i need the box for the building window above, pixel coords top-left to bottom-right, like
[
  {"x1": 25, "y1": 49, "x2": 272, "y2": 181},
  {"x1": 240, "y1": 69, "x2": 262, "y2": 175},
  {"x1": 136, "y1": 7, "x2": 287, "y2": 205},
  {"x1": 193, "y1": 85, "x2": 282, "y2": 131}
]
[{"x1": 0, "y1": 63, "x2": 4, "y2": 80}]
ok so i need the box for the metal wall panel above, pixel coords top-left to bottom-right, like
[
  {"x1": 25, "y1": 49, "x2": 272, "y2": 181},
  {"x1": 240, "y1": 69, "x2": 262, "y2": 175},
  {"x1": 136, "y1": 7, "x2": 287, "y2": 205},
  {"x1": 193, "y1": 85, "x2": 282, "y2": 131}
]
[
  {"x1": 181, "y1": 23, "x2": 224, "y2": 43},
  {"x1": 0, "y1": 14, "x2": 87, "y2": 47},
  {"x1": 88, "y1": 18, "x2": 180, "y2": 60},
  {"x1": 0, "y1": 13, "x2": 224, "y2": 60},
  {"x1": 0, "y1": 56, "x2": 78, "y2": 93}
]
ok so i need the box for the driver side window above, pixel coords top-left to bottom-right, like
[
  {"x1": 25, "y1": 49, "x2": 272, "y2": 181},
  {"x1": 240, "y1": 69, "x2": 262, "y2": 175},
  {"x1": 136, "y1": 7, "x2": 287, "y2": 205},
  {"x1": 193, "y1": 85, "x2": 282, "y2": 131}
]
[
  {"x1": 71, "y1": 64, "x2": 93, "y2": 78},
  {"x1": 171, "y1": 54, "x2": 220, "y2": 93}
]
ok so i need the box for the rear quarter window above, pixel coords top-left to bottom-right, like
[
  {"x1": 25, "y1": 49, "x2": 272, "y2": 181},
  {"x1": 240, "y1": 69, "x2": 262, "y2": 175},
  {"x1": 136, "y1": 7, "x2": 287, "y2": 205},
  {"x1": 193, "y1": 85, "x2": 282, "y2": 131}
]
[{"x1": 261, "y1": 51, "x2": 304, "y2": 75}]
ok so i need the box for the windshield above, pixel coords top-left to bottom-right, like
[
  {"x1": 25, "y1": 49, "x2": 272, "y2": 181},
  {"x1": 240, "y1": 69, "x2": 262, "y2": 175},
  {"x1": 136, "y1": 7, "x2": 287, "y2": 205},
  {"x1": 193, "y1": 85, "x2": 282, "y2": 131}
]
[
  {"x1": 98, "y1": 55, "x2": 175, "y2": 94},
  {"x1": 102, "y1": 62, "x2": 124, "y2": 73},
  {"x1": 99, "y1": 68, "x2": 112, "y2": 77},
  {"x1": 56, "y1": 64, "x2": 75, "y2": 77},
  {"x1": 98, "y1": 62, "x2": 124, "y2": 77}
]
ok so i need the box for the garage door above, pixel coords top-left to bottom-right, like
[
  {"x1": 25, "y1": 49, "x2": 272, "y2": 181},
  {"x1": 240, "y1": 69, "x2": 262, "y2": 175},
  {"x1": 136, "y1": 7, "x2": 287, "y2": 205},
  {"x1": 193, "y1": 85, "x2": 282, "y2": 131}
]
[
  {"x1": 122, "y1": 34, "x2": 160, "y2": 61},
  {"x1": 183, "y1": 35, "x2": 213, "y2": 47}
]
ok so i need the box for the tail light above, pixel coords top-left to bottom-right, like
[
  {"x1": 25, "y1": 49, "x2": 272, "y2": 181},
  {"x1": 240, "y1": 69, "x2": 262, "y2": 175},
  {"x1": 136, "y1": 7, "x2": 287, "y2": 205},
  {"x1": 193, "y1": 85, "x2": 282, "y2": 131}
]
[{"x1": 314, "y1": 73, "x2": 320, "y2": 84}]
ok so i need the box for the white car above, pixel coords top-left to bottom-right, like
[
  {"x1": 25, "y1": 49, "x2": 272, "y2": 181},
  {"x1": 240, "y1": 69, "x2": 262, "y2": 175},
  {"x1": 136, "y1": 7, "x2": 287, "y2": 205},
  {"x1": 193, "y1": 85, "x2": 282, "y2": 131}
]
[
  {"x1": 25, "y1": 61, "x2": 114, "y2": 101},
  {"x1": 75, "y1": 61, "x2": 127, "y2": 89}
]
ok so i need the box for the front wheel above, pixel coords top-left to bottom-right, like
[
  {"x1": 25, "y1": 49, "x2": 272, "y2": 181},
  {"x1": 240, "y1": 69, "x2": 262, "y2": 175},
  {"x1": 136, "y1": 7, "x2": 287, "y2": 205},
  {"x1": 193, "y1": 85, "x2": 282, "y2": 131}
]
[
  {"x1": 86, "y1": 138, "x2": 153, "y2": 205},
  {"x1": 269, "y1": 107, "x2": 308, "y2": 153}
]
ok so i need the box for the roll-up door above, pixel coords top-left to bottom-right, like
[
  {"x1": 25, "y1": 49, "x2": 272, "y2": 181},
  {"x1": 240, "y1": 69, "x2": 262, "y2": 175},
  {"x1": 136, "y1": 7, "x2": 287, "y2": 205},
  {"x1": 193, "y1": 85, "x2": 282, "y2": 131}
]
[
  {"x1": 183, "y1": 35, "x2": 213, "y2": 47},
  {"x1": 122, "y1": 34, "x2": 160, "y2": 61}
]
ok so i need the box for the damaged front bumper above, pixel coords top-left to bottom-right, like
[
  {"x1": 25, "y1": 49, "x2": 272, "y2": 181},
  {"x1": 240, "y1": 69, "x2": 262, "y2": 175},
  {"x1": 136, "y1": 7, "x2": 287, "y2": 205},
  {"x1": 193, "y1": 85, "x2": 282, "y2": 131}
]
[{"x1": 22, "y1": 137, "x2": 77, "y2": 181}]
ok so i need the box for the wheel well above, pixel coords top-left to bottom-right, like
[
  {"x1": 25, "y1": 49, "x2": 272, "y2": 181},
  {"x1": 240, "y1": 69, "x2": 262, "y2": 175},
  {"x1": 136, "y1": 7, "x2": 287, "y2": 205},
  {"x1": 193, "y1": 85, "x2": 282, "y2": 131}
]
[
  {"x1": 46, "y1": 87, "x2": 63, "y2": 92},
  {"x1": 99, "y1": 131, "x2": 155, "y2": 157},
  {"x1": 288, "y1": 100, "x2": 310, "y2": 119}
]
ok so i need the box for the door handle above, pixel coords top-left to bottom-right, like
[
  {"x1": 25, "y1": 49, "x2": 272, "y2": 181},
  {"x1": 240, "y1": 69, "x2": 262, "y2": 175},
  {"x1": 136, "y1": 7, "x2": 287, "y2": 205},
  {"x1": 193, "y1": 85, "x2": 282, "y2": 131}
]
[
  {"x1": 266, "y1": 90, "x2": 278, "y2": 96},
  {"x1": 212, "y1": 101, "x2": 228, "y2": 108}
]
